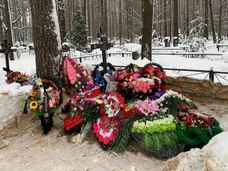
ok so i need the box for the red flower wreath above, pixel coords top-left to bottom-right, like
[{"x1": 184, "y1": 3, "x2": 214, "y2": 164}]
[
  {"x1": 64, "y1": 114, "x2": 84, "y2": 131},
  {"x1": 93, "y1": 115, "x2": 121, "y2": 145}
]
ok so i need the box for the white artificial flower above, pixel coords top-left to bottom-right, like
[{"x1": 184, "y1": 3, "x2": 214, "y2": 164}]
[{"x1": 36, "y1": 78, "x2": 42, "y2": 86}]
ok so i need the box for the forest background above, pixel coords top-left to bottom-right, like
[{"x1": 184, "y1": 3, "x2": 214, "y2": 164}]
[{"x1": 1, "y1": 0, "x2": 228, "y2": 96}]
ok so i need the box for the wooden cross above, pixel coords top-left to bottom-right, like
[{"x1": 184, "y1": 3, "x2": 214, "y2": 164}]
[
  {"x1": 0, "y1": 39, "x2": 14, "y2": 72},
  {"x1": 99, "y1": 27, "x2": 109, "y2": 74}
]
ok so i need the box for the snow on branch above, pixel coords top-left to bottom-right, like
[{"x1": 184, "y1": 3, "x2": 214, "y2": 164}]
[{"x1": 12, "y1": 11, "x2": 22, "y2": 25}]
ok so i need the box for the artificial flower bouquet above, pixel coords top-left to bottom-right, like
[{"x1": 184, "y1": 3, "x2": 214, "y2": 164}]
[
  {"x1": 93, "y1": 115, "x2": 121, "y2": 148},
  {"x1": 176, "y1": 108, "x2": 223, "y2": 148},
  {"x1": 5, "y1": 70, "x2": 33, "y2": 86},
  {"x1": 130, "y1": 97, "x2": 184, "y2": 158},
  {"x1": 155, "y1": 89, "x2": 183, "y2": 116},
  {"x1": 131, "y1": 114, "x2": 183, "y2": 158},
  {"x1": 62, "y1": 87, "x2": 102, "y2": 132},
  {"x1": 142, "y1": 63, "x2": 168, "y2": 84},
  {"x1": 62, "y1": 87, "x2": 103, "y2": 143},
  {"x1": 62, "y1": 56, "x2": 94, "y2": 95},
  {"x1": 65, "y1": 90, "x2": 124, "y2": 145},
  {"x1": 63, "y1": 93, "x2": 85, "y2": 132},
  {"x1": 115, "y1": 63, "x2": 168, "y2": 101},
  {"x1": 92, "y1": 62, "x2": 116, "y2": 86},
  {"x1": 92, "y1": 91, "x2": 140, "y2": 153},
  {"x1": 92, "y1": 91, "x2": 124, "y2": 147},
  {"x1": 25, "y1": 78, "x2": 61, "y2": 116},
  {"x1": 23, "y1": 78, "x2": 62, "y2": 134}
]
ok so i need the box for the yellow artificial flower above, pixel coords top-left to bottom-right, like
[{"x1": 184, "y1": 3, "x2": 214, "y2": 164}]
[
  {"x1": 96, "y1": 99, "x2": 103, "y2": 104},
  {"x1": 185, "y1": 97, "x2": 192, "y2": 103},
  {"x1": 124, "y1": 104, "x2": 132, "y2": 111},
  {"x1": 30, "y1": 101, "x2": 38, "y2": 109}
]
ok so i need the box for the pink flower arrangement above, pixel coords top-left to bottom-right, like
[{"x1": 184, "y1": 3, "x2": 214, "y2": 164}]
[
  {"x1": 66, "y1": 59, "x2": 77, "y2": 84},
  {"x1": 116, "y1": 66, "x2": 163, "y2": 99},
  {"x1": 132, "y1": 78, "x2": 154, "y2": 94},
  {"x1": 135, "y1": 99, "x2": 159, "y2": 116},
  {"x1": 63, "y1": 56, "x2": 94, "y2": 93}
]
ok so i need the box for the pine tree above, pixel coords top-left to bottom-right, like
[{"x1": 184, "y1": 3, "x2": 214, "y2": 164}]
[{"x1": 71, "y1": 10, "x2": 87, "y2": 51}]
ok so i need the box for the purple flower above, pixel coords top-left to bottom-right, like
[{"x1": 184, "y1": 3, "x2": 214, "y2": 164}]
[{"x1": 150, "y1": 89, "x2": 166, "y2": 100}]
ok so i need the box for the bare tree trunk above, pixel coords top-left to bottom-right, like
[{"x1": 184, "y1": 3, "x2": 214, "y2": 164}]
[
  {"x1": 141, "y1": 0, "x2": 153, "y2": 61},
  {"x1": 218, "y1": 0, "x2": 224, "y2": 42},
  {"x1": 114, "y1": 1, "x2": 118, "y2": 38},
  {"x1": 204, "y1": 0, "x2": 209, "y2": 40},
  {"x1": 29, "y1": 0, "x2": 62, "y2": 82},
  {"x1": 164, "y1": 0, "x2": 167, "y2": 37},
  {"x1": 81, "y1": 0, "x2": 86, "y2": 20},
  {"x1": 4, "y1": 0, "x2": 14, "y2": 60},
  {"x1": 104, "y1": 0, "x2": 108, "y2": 34},
  {"x1": 87, "y1": 0, "x2": 91, "y2": 36},
  {"x1": 119, "y1": 0, "x2": 122, "y2": 45},
  {"x1": 169, "y1": 0, "x2": 172, "y2": 39},
  {"x1": 173, "y1": 0, "x2": 179, "y2": 42},
  {"x1": 108, "y1": 0, "x2": 112, "y2": 39},
  {"x1": 130, "y1": 2, "x2": 133, "y2": 42},
  {"x1": 0, "y1": 12, "x2": 3, "y2": 40},
  {"x1": 58, "y1": 0, "x2": 67, "y2": 43},
  {"x1": 101, "y1": 0, "x2": 104, "y2": 30},
  {"x1": 209, "y1": 0, "x2": 216, "y2": 43},
  {"x1": 186, "y1": 0, "x2": 189, "y2": 37},
  {"x1": 91, "y1": 0, "x2": 95, "y2": 39}
]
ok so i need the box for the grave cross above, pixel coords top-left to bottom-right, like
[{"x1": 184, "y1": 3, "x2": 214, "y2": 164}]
[
  {"x1": 1, "y1": 39, "x2": 14, "y2": 72},
  {"x1": 99, "y1": 27, "x2": 109, "y2": 74}
]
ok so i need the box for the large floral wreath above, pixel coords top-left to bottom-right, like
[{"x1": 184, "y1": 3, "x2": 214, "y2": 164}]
[{"x1": 62, "y1": 56, "x2": 94, "y2": 95}]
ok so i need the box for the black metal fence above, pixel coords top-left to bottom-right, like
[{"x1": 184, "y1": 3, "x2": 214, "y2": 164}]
[
  {"x1": 72, "y1": 52, "x2": 135, "y2": 63},
  {"x1": 111, "y1": 65, "x2": 228, "y2": 85},
  {"x1": 71, "y1": 51, "x2": 228, "y2": 85},
  {"x1": 163, "y1": 67, "x2": 228, "y2": 84}
]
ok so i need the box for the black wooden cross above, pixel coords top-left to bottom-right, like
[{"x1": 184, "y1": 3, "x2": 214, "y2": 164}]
[
  {"x1": 0, "y1": 39, "x2": 13, "y2": 72},
  {"x1": 99, "y1": 27, "x2": 109, "y2": 74}
]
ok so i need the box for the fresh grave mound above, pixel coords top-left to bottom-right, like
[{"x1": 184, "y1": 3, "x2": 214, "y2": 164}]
[
  {"x1": 18, "y1": 57, "x2": 223, "y2": 158},
  {"x1": 167, "y1": 76, "x2": 228, "y2": 105}
]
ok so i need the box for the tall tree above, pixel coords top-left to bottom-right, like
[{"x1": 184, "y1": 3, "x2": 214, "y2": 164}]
[
  {"x1": 0, "y1": 11, "x2": 3, "y2": 40},
  {"x1": 218, "y1": 0, "x2": 224, "y2": 42},
  {"x1": 204, "y1": 0, "x2": 209, "y2": 40},
  {"x1": 58, "y1": 0, "x2": 67, "y2": 43},
  {"x1": 4, "y1": 0, "x2": 14, "y2": 60},
  {"x1": 119, "y1": 0, "x2": 122, "y2": 45},
  {"x1": 173, "y1": 0, "x2": 179, "y2": 42},
  {"x1": 87, "y1": 0, "x2": 91, "y2": 36},
  {"x1": 101, "y1": 0, "x2": 104, "y2": 31},
  {"x1": 104, "y1": 0, "x2": 108, "y2": 34},
  {"x1": 29, "y1": 0, "x2": 62, "y2": 82},
  {"x1": 163, "y1": 0, "x2": 167, "y2": 37},
  {"x1": 81, "y1": 0, "x2": 86, "y2": 20},
  {"x1": 141, "y1": 0, "x2": 153, "y2": 60},
  {"x1": 186, "y1": 0, "x2": 189, "y2": 37},
  {"x1": 209, "y1": 0, "x2": 216, "y2": 43},
  {"x1": 70, "y1": 8, "x2": 87, "y2": 51}
]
